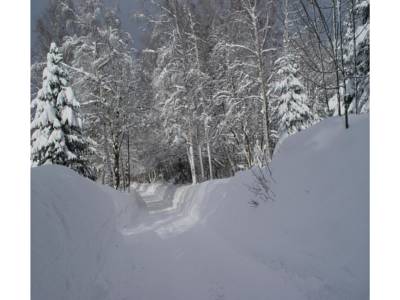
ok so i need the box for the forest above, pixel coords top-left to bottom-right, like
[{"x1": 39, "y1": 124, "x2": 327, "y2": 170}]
[
  {"x1": 29, "y1": 1, "x2": 371, "y2": 298},
  {"x1": 31, "y1": 0, "x2": 370, "y2": 188}
]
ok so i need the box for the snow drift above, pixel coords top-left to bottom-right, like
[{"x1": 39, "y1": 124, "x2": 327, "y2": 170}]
[{"x1": 31, "y1": 114, "x2": 369, "y2": 300}]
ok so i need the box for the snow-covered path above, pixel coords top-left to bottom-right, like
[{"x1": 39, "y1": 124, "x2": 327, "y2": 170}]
[
  {"x1": 136, "y1": 183, "x2": 178, "y2": 211},
  {"x1": 124, "y1": 179, "x2": 228, "y2": 239},
  {"x1": 32, "y1": 115, "x2": 369, "y2": 300}
]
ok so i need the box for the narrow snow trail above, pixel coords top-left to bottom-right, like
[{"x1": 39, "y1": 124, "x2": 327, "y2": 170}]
[
  {"x1": 32, "y1": 114, "x2": 369, "y2": 300},
  {"x1": 124, "y1": 179, "x2": 228, "y2": 239},
  {"x1": 133, "y1": 182, "x2": 182, "y2": 212}
]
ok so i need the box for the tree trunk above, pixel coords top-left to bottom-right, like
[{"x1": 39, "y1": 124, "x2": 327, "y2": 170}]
[
  {"x1": 251, "y1": 9, "x2": 271, "y2": 162},
  {"x1": 187, "y1": 128, "x2": 197, "y2": 184},
  {"x1": 338, "y1": 0, "x2": 349, "y2": 128},
  {"x1": 226, "y1": 148, "x2": 235, "y2": 177},
  {"x1": 351, "y1": 0, "x2": 358, "y2": 114},
  {"x1": 113, "y1": 143, "x2": 120, "y2": 190},
  {"x1": 243, "y1": 127, "x2": 253, "y2": 167},
  {"x1": 316, "y1": 39, "x2": 330, "y2": 111},
  {"x1": 103, "y1": 122, "x2": 113, "y2": 186},
  {"x1": 205, "y1": 119, "x2": 213, "y2": 180},
  {"x1": 206, "y1": 141, "x2": 213, "y2": 180},
  {"x1": 332, "y1": 0, "x2": 342, "y2": 116},
  {"x1": 121, "y1": 152, "x2": 125, "y2": 191},
  {"x1": 127, "y1": 131, "x2": 131, "y2": 192},
  {"x1": 198, "y1": 143, "x2": 204, "y2": 182}
]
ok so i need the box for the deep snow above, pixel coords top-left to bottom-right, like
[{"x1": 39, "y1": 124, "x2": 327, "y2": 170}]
[{"x1": 32, "y1": 114, "x2": 369, "y2": 300}]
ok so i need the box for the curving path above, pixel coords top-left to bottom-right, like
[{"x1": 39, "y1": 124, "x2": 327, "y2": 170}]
[{"x1": 124, "y1": 180, "x2": 226, "y2": 239}]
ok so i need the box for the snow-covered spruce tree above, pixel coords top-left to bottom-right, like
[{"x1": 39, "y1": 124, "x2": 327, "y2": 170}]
[
  {"x1": 269, "y1": 0, "x2": 314, "y2": 140},
  {"x1": 31, "y1": 42, "x2": 92, "y2": 178},
  {"x1": 269, "y1": 53, "x2": 313, "y2": 138}
]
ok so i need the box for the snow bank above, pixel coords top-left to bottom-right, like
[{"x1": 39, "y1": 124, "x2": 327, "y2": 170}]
[
  {"x1": 31, "y1": 165, "x2": 144, "y2": 300},
  {"x1": 32, "y1": 114, "x2": 369, "y2": 300},
  {"x1": 202, "y1": 114, "x2": 369, "y2": 299}
]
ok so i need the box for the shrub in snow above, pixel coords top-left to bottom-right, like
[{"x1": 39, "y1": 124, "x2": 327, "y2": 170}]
[{"x1": 31, "y1": 42, "x2": 93, "y2": 178}]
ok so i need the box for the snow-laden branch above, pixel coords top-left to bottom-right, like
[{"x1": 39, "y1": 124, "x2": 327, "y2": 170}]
[
  {"x1": 261, "y1": 48, "x2": 276, "y2": 54},
  {"x1": 225, "y1": 43, "x2": 257, "y2": 55},
  {"x1": 61, "y1": 63, "x2": 97, "y2": 82}
]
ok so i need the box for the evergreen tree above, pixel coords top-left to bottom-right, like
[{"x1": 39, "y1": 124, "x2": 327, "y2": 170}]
[
  {"x1": 269, "y1": 0, "x2": 314, "y2": 141},
  {"x1": 270, "y1": 52, "x2": 313, "y2": 138},
  {"x1": 31, "y1": 43, "x2": 92, "y2": 178}
]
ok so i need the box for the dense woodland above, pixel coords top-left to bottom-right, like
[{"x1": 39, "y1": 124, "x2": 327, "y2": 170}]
[{"x1": 31, "y1": 0, "x2": 370, "y2": 189}]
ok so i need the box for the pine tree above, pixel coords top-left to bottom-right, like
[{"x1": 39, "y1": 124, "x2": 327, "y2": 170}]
[
  {"x1": 31, "y1": 43, "x2": 92, "y2": 178},
  {"x1": 269, "y1": 0, "x2": 314, "y2": 140},
  {"x1": 270, "y1": 52, "x2": 313, "y2": 137}
]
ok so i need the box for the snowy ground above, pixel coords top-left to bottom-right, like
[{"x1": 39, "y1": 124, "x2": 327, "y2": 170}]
[{"x1": 32, "y1": 114, "x2": 369, "y2": 300}]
